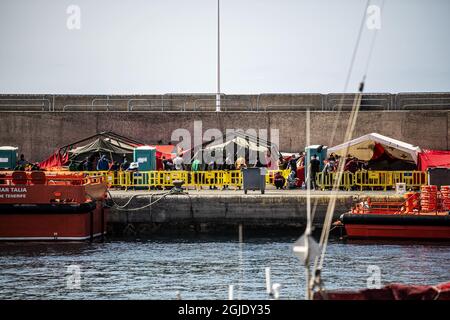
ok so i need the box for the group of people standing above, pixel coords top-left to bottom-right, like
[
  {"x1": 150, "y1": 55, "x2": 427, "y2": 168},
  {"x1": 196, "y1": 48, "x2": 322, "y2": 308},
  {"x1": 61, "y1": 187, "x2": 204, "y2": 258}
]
[
  {"x1": 69, "y1": 154, "x2": 135, "y2": 172},
  {"x1": 274, "y1": 152, "x2": 369, "y2": 190},
  {"x1": 322, "y1": 153, "x2": 368, "y2": 174},
  {"x1": 161, "y1": 153, "x2": 267, "y2": 172}
]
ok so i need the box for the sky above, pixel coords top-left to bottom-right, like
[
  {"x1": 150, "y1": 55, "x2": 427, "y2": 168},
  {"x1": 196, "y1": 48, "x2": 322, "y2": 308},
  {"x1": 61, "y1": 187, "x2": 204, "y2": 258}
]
[{"x1": 0, "y1": 0, "x2": 449, "y2": 94}]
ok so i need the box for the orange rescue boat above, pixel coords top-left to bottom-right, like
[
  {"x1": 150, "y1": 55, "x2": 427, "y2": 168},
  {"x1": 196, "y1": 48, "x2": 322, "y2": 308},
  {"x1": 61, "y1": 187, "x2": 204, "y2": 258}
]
[{"x1": 0, "y1": 171, "x2": 108, "y2": 241}]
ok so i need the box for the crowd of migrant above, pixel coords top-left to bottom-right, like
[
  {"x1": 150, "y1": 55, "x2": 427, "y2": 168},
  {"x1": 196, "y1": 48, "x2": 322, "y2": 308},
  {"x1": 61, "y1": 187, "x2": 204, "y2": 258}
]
[
  {"x1": 274, "y1": 152, "x2": 368, "y2": 190},
  {"x1": 15, "y1": 151, "x2": 369, "y2": 190}
]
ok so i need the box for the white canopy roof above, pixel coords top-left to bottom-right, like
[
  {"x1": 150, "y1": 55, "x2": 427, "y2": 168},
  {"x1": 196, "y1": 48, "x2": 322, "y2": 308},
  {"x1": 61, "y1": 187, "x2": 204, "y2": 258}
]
[
  {"x1": 327, "y1": 133, "x2": 421, "y2": 163},
  {"x1": 205, "y1": 136, "x2": 268, "y2": 153}
]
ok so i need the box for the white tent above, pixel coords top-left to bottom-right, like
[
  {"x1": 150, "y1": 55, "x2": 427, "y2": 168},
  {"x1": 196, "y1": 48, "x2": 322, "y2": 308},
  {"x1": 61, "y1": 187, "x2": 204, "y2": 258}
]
[
  {"x1": 327, "y1": 133, "x2": 421, "y2": 163},
  {"x1": 205, "y1": 136, "x2": 268, "y2": 153}
]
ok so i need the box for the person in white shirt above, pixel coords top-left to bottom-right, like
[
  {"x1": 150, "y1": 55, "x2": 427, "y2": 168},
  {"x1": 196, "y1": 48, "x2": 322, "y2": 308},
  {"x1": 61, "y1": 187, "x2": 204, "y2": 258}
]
[{"x1": 173, "y1": 154, "x2": 185, "y2": 171}]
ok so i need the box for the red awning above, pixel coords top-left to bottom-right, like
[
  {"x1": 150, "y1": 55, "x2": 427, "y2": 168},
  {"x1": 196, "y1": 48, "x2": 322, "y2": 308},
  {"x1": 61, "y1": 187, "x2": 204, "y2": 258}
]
[{"x1": 418, "y1": 149, "x2": 450, "y2": 171}]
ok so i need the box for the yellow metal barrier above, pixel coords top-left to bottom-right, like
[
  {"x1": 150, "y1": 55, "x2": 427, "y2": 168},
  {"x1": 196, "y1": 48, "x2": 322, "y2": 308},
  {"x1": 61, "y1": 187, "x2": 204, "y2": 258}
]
[
  {"x1": 391, "y1": 171, "x2": 426, "y2": 190},
  {"x1": 191, "y1": 171, "x2": 229, "y2": 189},
  {"x1": 265, "y1": 169, "x2": 290, "y2": 185},
  {"x1": 355, "y1": 171, "x2": 392, "y2": 191},
  {"x1": 78, "y1": 170, "x2": 427, "y2": 191},
  {"x1": 355, "y1": 170, "x2": 426, "y2": 191},
  {"x1": 226, "y1": 170, "x2": 243, "y2": 189},
  {"x1": 83, "y1": 171, "x2": 118, "y2": 187},
  {"x1": 316, "y1": 172, "x2": 354, "y2": 191}
]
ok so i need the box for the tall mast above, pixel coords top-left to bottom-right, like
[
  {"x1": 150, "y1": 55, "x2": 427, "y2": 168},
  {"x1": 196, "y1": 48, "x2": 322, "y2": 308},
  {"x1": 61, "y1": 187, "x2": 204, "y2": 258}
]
[{"x1": 216, "y1": 0, "x2": 221, "y2": 112}]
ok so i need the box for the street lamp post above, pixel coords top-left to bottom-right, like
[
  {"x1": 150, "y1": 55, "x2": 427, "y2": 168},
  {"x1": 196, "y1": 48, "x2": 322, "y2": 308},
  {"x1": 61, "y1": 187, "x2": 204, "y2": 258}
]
[{"x1": 216, "y1": 0, "x2": 221, "y2": 112}]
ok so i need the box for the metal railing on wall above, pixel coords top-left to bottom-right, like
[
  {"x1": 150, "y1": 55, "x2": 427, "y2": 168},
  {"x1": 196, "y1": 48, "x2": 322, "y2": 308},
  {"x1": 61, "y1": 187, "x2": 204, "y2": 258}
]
[
  {"x1": 193, "y1": 98, "x2": 254, "y2": 111},
  {"x1": 63, "y1": 104, "x2": 112, "y2": 111},
  {"x1": 255, "y1": 93, "x2": 324, "y2": 111},
  {"x1": 325, "y1": 95, "x2": 392, "y2": 111},
  {"x1": 395, "y1": 94, "x2": 450, "y2": 110},
  {"x1": 0, "y1": 98, "x2": 52, "y2": 111},
  {"x1": 62, "y1": 98, "x2": 188, "y2": 112},
  {"x1": 263, "y1": 104, "x2": 316, "y2": 112},
  {"x1": 91, "y1": 98, "x2": 128, "y2": 111},
  {"x1": 3, "y1": 93, "x2": 450, "y2": 112},
  {"x1": 128, "y1": 98, "x2": 187, "y2": 111}
]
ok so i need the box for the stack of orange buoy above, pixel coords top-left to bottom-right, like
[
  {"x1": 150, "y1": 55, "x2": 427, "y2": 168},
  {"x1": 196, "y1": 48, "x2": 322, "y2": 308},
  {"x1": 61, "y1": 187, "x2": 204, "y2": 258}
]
[
  {"x1": 441, "y1": 186, "x2": 450, "y2": 211},
  {"x1": 404, "y1": 192, "x2": 420, "y2": 213},
  {"x1": 421, "y1": 185, "x2": 438, "y2": 212}
]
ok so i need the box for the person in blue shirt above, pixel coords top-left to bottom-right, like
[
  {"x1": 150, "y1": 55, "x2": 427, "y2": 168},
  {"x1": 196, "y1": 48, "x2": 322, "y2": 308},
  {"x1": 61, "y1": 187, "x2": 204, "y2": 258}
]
[
  {"x1": 96, "y1": 155, "x2": 110, "y2": 171},
  {"x1": 120, "y1": 155, "x2": 130, "y2": 171}
]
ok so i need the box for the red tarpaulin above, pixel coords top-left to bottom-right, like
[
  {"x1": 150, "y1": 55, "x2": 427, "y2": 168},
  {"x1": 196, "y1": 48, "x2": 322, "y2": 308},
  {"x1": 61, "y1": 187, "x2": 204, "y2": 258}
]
[
  {"x1": 39, "y1": 150, "x2": 69, "y2": 169},
  {"x1": 371, "y1": 142, "x2": 386, "y2": 160},
  {"x1": 417, "y1": 149, "x2": 450, "y2": 171},
  {"x1": 153, "y1": 145, "x2": 177, "y2": 170}
]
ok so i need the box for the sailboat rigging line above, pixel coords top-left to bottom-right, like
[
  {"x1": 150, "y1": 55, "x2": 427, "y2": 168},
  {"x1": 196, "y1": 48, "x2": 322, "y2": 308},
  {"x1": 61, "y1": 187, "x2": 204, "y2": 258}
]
[
  {"x1": 311, "y1": 0, "x2": 384, "y2": 292},
  {"x1": 362, "y1": 0, "x2": 385, "y2": 84},
  {"x1": 312, "y1": 94, "x2": 363, "y2": 289},
  {"x1": 328, "y1": 0, "x2": 371, "y2": 147},
  {"x1": 304, "y1": 107, "x2": 312, "y2": 300}
]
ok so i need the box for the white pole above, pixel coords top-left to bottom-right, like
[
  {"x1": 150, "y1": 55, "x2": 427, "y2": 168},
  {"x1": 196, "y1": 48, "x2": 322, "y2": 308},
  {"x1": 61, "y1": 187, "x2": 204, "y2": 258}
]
[
  {"x1": 305, "y1": 108, "x2": 311, "y2": 300},
  {"x1": 265, "y1": 267, "x2": 271, "y2": 295},
  {"x1": 216, "y1": 0, "x2": 221, "y2": 112},
  {"x1": 228, "y1": 285, "x2": 234, "y2": 300}
]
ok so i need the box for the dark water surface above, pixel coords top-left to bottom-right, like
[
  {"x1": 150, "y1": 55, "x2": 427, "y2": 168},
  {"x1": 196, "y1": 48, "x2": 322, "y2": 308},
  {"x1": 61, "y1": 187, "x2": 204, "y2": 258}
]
[{"x1": 0, "y1": 236, "x2": 449, "y2": 300}]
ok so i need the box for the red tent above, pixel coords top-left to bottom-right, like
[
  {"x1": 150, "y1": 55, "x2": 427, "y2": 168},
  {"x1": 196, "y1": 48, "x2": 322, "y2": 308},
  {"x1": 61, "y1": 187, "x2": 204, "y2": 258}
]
[
  {"x1": 153, "y1": 145, "x2": 177, "y2": 170},
  {"x1": 417, "y1": 149, "x2": 450, "y2": 171},
  {"x1": 39, "y1": 150, "x2": 69, "y2": 169}
]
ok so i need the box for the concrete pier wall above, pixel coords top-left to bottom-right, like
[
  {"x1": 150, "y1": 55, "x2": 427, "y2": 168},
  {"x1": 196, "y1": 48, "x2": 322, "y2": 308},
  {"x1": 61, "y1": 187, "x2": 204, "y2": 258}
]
[
  {"x1": 106, "y1": 192, "x2": 402, "y2": 235},
  {"x1": 0, "y1": 110, "x2": 448, "y2": 162},
  {"x1": 107, "y1": 193, "x2": 350, "y2": 235},
  {"x1": 108, "y1": 194, "x2": 353, "y2": 226}
]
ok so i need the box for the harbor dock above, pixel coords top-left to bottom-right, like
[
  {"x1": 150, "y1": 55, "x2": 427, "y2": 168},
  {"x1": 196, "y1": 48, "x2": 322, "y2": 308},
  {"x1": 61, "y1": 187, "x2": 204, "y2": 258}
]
[{"x1": 107, "y1": 189, "x2": 402, "y2": 236}]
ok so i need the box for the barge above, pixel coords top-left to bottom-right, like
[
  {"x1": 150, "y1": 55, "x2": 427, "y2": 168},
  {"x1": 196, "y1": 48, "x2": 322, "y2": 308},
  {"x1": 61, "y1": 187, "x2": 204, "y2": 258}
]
[
  {"x1": 0, "y1": 171, "x2": 108, "y2": 241},
  {"x1": 336, "y1": 185, "x2": 450, "y2": 240}
]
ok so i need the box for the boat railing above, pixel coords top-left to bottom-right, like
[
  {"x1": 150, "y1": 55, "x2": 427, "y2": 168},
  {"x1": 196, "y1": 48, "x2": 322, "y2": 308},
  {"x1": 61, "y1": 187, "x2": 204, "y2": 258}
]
[{"x1": 0, "y1": 171, "x2": 103, "y2": 186}]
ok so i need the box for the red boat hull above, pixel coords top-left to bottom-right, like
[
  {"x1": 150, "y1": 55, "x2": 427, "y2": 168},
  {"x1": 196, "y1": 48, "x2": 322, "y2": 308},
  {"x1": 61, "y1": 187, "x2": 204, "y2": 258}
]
[
  {"x1": 0, "y1": 202, "x2": 107, "y2": 241},
  {"x1": 340, "y1": 213, "x2": 450, "y2": 240},
  {"x1": 314, "y1": 281, "x2": 450, "y2": 300},
  {"x1": 345, "y1": 224, "x2": 450, "y2": 240},
  {"x1": 0, "y1": 171, "x2": 109, "y2": 241}
]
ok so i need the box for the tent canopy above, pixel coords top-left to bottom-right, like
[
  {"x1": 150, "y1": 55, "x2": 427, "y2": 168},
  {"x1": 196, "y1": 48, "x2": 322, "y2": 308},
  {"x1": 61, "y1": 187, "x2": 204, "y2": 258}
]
[
  {"x1": 192, "y1": 131, "x2": 280, "y2": 168},
  {"x1": 39, "y1": 132, "x2": 180, "y2": 170},
  {"x1": 69, "y1": 137, "x2": 136, "y2": 160},
  {"x1": 204, "y1": 136, "x2": 268, "y2": 153},
  {"x1": 39, "y1": 132, "x2": 144, "y2": 169},
  {"x1": 327, "y1": 133, "x2": 421, "y2": 164},
  {"x1": 67, "y1": 133, "x2": 142, "y2": 162},
  {"x1": 417, "y1": 149, "x2": 450, "y2": 171}
]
